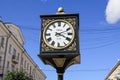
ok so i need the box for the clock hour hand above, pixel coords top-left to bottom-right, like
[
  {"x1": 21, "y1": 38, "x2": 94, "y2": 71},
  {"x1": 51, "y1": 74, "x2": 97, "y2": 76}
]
[
  {"x1": 59, "y1": 34, "x2": 71, "y2": 42},
  {"x1": 55, "y1": 32, "x2": 66, "y2": 38},
  {"x1": 55, "y1": 32, "x2": 61, "y2": 37},
  {"x1": 59, "y1": 34, "x2": 66, "y2": 38}
]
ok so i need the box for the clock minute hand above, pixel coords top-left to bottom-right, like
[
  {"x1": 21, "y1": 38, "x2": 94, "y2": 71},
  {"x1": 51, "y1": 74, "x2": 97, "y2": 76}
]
[
  {"x1": 55, "y1": 32, "x2": 66, "y2": 38},
  {"x1": 59, "y1": 30, "x2": 67, "y2": 34}
]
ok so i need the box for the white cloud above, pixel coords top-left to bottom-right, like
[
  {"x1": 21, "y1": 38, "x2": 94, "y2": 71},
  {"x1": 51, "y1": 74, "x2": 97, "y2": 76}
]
[{"x1": 105, "y1": 0, "x2": 120, "y2": 24}]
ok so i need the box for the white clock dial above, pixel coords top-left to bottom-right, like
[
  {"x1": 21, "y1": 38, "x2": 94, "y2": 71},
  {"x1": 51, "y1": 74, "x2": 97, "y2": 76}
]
[{"x1": 43, "y1": 20, "x2": 75, "y2": 49}]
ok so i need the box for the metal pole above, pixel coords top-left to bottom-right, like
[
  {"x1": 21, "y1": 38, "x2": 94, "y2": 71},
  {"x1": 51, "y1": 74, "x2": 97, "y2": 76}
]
[{"x1": 58, "y1": 73, "x2": 63, "y2": 80}]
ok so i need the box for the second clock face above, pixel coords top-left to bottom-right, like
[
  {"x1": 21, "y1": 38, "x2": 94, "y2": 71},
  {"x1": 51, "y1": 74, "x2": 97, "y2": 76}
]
[{"x1": 43, "y1": 20, "x2": 75, "y2": 49}]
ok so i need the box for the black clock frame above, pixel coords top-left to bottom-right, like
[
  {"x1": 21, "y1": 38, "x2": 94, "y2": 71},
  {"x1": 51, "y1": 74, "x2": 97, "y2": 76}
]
[{"x1": 39, "y1": 14, "x2": 80, "y2": 56}]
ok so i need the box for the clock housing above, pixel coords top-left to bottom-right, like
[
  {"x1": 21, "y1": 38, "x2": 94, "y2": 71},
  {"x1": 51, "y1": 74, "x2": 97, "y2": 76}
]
[{"x1": 40, "y1": 14, "x2": 79, "y2": 56}]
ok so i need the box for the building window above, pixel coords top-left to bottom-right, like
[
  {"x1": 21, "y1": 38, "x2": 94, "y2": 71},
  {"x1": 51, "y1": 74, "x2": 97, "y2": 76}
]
[
  {"x1": 20, "y1": 56, "x2": 23, "y2": 66},
  {"x1": 32, "y1": 69, "x2": 36, "y2": 79},
  {"x1": 0, "y1": 56, "x2": 2, "y2": 68},
  {"x1": 27, "y1": 63, "x2": 29, "y2": 71},
  {"x1": 0, "y1": 37, "x2": 4, "y2": 48},
  {"x1": 7, "y1": 61, "x2": 9, "y2": 70},
  {"x1": 18, "y1": 53, "x2": 20, "y2": 62},
  {"x1": 13, "y1": 48, "x2": 16, "y2": 56},
  {"x1": 8, "y1": 44, "x2": 12, "y2": 54},
  {"x1": 30, "y1": 66, "x2": 32, "y2": 74},
  {"x1": 24, "y1": 60, "x2": 26, "y2": 68}
]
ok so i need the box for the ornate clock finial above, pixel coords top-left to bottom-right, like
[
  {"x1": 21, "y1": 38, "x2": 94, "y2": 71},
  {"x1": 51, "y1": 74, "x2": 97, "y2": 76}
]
[{"x1": 56, "y1": 7, "x2": 65, "y2": 14}]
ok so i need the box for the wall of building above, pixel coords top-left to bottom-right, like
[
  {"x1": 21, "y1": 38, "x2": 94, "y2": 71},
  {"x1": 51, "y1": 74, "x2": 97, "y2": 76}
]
[
  {"x1": 0, "y1": 21, "x2": 46, "y2": 80},
  {"x1": 105, "y1": 61, "x2": 120, "y2": 80}
]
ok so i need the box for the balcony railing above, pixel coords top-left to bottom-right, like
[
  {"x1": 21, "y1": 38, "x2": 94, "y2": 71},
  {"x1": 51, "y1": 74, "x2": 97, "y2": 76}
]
[{"x1": 12, "y1": 55, "x2": 18, "y2": 64}]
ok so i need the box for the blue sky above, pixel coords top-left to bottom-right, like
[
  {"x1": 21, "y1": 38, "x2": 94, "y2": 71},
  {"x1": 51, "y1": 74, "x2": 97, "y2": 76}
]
[{"x1": 1, "y1": 0, "x2": 120, "y2": 80}]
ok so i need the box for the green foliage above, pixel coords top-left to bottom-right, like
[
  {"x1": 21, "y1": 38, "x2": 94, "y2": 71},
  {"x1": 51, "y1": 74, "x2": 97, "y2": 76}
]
[
  {"x1": 117, "y1": 77, "x2": 120, "y2": 80},
  {"x1": 5, "y1": 70, "x2": 32, "y2": 80}
]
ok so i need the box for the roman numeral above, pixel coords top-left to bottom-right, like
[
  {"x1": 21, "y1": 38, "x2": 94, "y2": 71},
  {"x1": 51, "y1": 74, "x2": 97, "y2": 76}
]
[
  {"x1": 46, "y1": 33, "x2": 50, "y2": 36},
  {"x1": 47, "y1": 37, "x2": 52, "y2": 42},
  {"x1": 58, "y1": 22, "x2": 61, "y2": 26},
  {"x1": 57, "y1": 42, "x2": 60, "y2": 47},
  {"x1": 63, "y1": 23, "x2": 66, "y2": 27},
  {"x1": 48, "y1": 28, "x2": 52, "y2": 31},
  {"x1": 63, "y1": 42, "x2": 67, "y2": 45},
  {"x1": 66, "y1": 28, "x2": 70, "y2": 31},
  {"x1": 53, "y1": 24, "x2": 56, "y2": 28},
  {"x1": 51, "y1": 41, "x2": 55, "y2": 46},
  {"x1": 66, "y1": 37, "x2": 71, "y2": 41},
  {"x1": 68, "y1": 33, "x2": 72, "y2": 35}
]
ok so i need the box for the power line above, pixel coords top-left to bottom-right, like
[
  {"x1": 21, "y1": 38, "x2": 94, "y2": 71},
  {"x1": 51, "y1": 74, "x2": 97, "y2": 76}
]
[
  {"x1": 41, "y1": 68, "x2": 110, "y2": 72},
  {"x1": 19, "y1": 24, "x2": 120, "y2": 32},
  {"x1": 81, "y1": 39, "x2": 120, "y2": 50},
  {"x1": 0, "y1": 67, "x2": 110, "y2": 72},
  {"x1": 17, "y1": 25, "x2": 120, "y2": 49}
]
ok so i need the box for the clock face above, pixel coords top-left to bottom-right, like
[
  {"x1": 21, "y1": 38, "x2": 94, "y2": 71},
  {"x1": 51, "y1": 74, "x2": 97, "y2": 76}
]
[{"x1": 43, "y1": 20, "x2": 75, "y2": 49}]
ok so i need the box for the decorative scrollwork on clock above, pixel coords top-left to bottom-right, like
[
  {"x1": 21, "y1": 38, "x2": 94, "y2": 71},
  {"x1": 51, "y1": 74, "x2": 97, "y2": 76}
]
[{"x1": 41, "y1": 17, "x2": 77, "y2": 52}]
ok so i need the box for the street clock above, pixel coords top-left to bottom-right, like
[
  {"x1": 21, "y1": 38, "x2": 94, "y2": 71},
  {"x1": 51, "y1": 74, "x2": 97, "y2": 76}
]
[
  {"x1": 38, "y1": 7, "x2": 80, "y2": 80},
  {"x1": 40, "y1": 10, "x2": 79, "y2": 56}
]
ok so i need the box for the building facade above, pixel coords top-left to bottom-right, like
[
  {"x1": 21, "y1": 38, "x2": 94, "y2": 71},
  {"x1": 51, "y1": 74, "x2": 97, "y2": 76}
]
[
  {"x1": 0, "y1": 20, "x2": 46, "y2": 80},
  {"x1": 105, "y1": 60, "x2": 120, "y2": 80}
]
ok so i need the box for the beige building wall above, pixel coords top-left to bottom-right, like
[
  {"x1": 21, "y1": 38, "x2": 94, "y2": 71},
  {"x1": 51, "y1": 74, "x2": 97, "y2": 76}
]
[
  {"x1": 105, "y1": 60, "x2": 120, "y2": 80},
  {"x1": 0, "y1": 21, "x2": 46, "y2": 80}
]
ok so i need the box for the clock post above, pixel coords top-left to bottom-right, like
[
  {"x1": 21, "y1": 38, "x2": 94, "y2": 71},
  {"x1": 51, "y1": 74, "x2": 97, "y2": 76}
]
[{"x1": 38, "y1": 7, "x2": 80, "y2": 80}]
